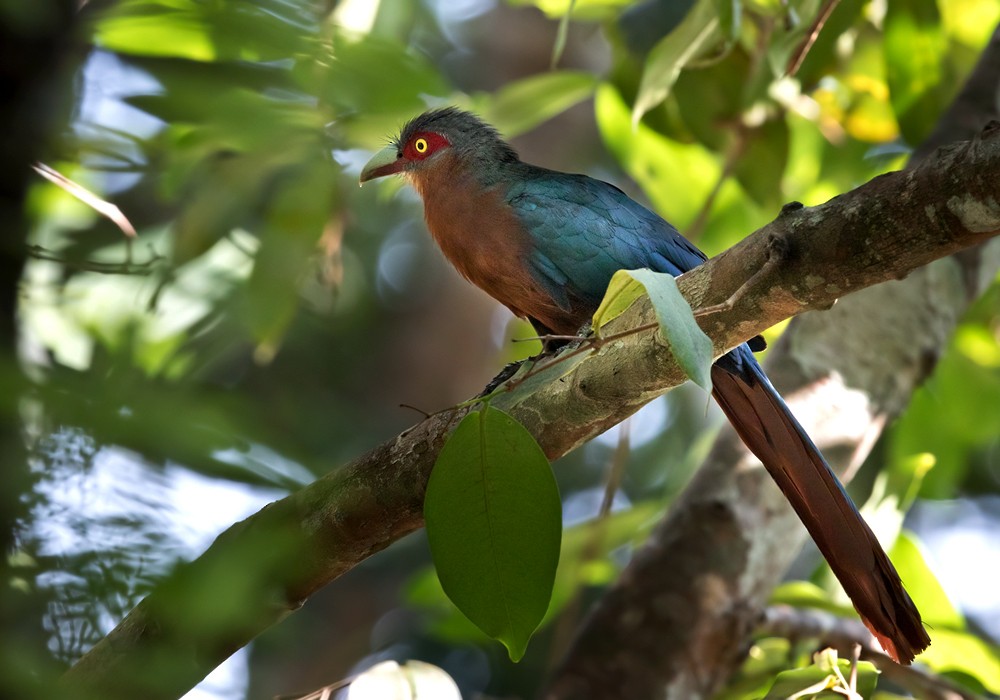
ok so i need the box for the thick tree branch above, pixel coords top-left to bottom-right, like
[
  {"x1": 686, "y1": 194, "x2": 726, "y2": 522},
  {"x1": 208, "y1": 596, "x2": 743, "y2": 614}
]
[
  {"x1": 546, "y1": 26, "x2": 1000, "y2": 700},
  {"x1": 63, "y1": 123, "x2": 1000, "y2": 699}
]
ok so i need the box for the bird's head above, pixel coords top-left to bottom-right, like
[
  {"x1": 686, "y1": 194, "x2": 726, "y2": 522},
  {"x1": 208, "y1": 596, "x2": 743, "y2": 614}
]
[{"x1": 359, "y1": 107, "x2": 519, "y2": 186}]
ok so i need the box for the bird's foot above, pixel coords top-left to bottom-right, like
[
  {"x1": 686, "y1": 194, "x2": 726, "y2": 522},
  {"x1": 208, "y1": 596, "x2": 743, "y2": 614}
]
[{"x1": 479, "y1": 360, "x2": 526, "y2": 396}]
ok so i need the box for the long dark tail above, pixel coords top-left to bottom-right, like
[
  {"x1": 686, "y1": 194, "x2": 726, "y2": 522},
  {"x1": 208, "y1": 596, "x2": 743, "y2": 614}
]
[{"x1": 711, "y1": 345, "x2": 930, "y2": 664}]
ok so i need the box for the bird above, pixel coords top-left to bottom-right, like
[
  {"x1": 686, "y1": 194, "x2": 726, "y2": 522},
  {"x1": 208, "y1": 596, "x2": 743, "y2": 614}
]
[{"x1": 359, "y1": 107, "x2": 930, "y2": 664}]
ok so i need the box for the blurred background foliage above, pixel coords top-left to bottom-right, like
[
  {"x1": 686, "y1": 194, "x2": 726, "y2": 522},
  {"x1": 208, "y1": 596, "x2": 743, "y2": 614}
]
[{"x1": 3, "y1": 0, "x2": 1000, "y2": 698}]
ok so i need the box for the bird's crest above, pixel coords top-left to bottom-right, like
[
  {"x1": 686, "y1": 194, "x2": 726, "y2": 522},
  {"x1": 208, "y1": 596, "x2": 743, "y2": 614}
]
[{"x1": 395, "y1": 107, "x2": 520, "y2": 165}]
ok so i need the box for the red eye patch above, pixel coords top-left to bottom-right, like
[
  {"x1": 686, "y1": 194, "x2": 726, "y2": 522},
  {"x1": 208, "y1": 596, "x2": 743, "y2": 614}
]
[{"x1": 403, "y1": 131, "x2": 450, "y2": 160}]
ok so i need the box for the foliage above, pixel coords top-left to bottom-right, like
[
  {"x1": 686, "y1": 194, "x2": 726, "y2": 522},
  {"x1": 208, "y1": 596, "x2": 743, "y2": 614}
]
[
  {"x1": 593, "y1": 268, "x2": 714, "y2": 390},
  {"x1": 424, "y1": 406, "x2": 561, "y2": 661},
  {"x1": 5, "y1": 0, "x2": 1000, "y2": 698}
]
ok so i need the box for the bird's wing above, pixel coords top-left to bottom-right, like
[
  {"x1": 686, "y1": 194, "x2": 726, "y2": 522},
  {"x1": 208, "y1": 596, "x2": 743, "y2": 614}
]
[{"x1": 506, "y1": 171, "x2": 706, "y2": 309}]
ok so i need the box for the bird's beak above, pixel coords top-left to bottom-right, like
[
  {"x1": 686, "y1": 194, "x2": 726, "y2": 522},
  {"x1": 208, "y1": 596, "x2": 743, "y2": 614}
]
[{"x1": 359, "y1": 145, "x2": 405, "y2": 186}]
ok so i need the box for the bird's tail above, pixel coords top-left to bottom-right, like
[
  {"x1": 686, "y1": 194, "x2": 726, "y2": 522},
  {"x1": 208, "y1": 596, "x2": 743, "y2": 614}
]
[{"x1": 711, "y1": 346, "x2": 930, "y2": 664}]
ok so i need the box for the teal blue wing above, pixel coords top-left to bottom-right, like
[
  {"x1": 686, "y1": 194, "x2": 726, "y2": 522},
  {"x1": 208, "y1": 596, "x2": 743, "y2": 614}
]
[{"x1": 506, "y1": 171, "x2": 706, "y2": 313}]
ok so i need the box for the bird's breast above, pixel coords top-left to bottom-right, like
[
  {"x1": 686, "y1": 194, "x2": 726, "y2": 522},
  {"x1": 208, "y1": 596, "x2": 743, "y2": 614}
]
[{"x1": 412, "y1": 165, "x2": 580, "y2": 332}]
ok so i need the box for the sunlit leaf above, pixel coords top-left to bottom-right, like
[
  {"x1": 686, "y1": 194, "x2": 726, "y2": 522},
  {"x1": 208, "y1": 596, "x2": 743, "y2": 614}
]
[
  {"x1": 919, "y1": 629, "x2": 1000, "y2": 694},
  {"x1": 770, "y1": 580, "x2": 857, "y2": 618},
  {"x1": 889, "y1": 532, "x2": 962, "y2": 629},
  {"x1": 593, "y1": 269, "x2": 713, "y2": 391},
  {"x1": 940, "y1": 0, "x2": 1000, "y2": 49},
  {"x1": 892, "y1": 343, "x2": 1000, "y2": 497},
  {"x1": 884, "y1": 0, "x2": 947, "y2": 144},
  {"x1": 424, "y1": 406, "x2": 561, "y2": 661},
  {"x1": 763, "y1": 651, "x2": 879, "y2": 699},
  {"x1": 484, "y1": 71, "x2": 599, "y2": 138},
  {"x1": 633, "y1": 0, "x2": 721, "y2": 123},
  {"x1": 94, "y1": 0, "x2": 312, "y2": 61},
  {"x1": 507, "y1": 0, "x2": 631, "y2": 21},
  {"x1": 596, "y1": 83, "x2": 720, "y2": 227},
  {"x1": 954, "y1": 324, "x2": 1000, "y2": 368}
]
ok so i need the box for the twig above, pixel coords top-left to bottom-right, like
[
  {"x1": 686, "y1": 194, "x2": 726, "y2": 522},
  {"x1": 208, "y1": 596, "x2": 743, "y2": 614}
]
[
  {"x1": 694, "y1": 244, "x2": 783, "y2": 317},
  {"x1": 26, "y1": 245, "x2": 164, "y2": 276},
  {"x1": 32, "y1": 162, "x2": 137, "y2": 238},
  {"x1": 684, "y1": 124, "x2": 748, "y2": 242},
  {"x1": 785, "y1": 0, "x2": 841, "y2": 78},
  {"x1": 498, "y1": 322, "x2": 661, "y2": 395},
  {"x1": 762, "y1": 606, "x2": 984, "y2": 700},
  {"x1": 398, "y1": 403, "x2": 432, "y2": 419}
]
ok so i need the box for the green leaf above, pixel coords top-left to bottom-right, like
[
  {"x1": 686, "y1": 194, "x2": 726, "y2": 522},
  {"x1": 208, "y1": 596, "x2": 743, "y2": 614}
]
[
  {"x1": 884, "y1": 0, "x2": 947, "y2": 144},
  {"x1": 484, "y1": 71, "x2": 599, "y2": 138},
  {"x1": 596, "y1": 83, "x2": 721, "y2": 228},
  {"x1": 407, "y1": 502, "x2": 661, "y2": 643},
  {"x1": 763, "y1": 651, "x2": 879, "y2": 699},
  {"x1": 889, "y1": 531, "x2": 963, "y2": 629},
  {"x1": 243, "y1": 154, "x2": 337, "y2": 360},
  {"x1": 551, "y1": 0, "x2": 577, "y2": 67},
  {"x1": 712, "y1": 0, "x2": 741, "y2": 42},
  {"x1": 545, "y1": 502, "x2": 662, "y2": 621},
  {"x1": 633, "y1": 0, "x2": 721, "y2": 124},
  {"x1": 734, "y1": 118, "x2": 790, "y2": 210},
  {"x1": 506, "y1": 0, "x2": 631, "y2": 21},
  {"x1": 94, "y1": 0, "x2": 311, "y2": 62},
  {"x1": 770, "y1": 580, "x2": 857, "y2": 618},
  {"x1": 919, "y1": 629, "x2": 1000, "y2": 694},
  {"x1": 592, "y1": 269, "x2": 713, "y2": 391},
  {"x1": 424, "y1": 406, "x2": 561, "y2": 661},
  {"x1": 591, "y1": 269, "x2": 647, "y2": 330},
  {"x1": 321, "y1": 31, "x2": 450, "y2": 143}
]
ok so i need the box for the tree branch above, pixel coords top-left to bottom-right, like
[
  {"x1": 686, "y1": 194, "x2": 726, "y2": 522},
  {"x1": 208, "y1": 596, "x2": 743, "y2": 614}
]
[
  {"x1": 546, "y1": 25, "x2": 1000, "y2": 700},
  {"x1": 63, "y1": 122, "x2": 1000, "y2": 699},
  {"x1": 760, "y1": 607, "x2": 984, "y2": 700}
]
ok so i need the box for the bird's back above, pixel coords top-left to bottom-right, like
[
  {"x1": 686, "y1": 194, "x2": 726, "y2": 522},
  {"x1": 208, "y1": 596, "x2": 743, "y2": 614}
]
[{"x1": 504, "y1": 167, "x2": 707, "y2": 333}]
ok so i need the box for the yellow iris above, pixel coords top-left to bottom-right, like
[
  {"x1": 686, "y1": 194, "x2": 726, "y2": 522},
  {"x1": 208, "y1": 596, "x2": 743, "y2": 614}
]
[{"x1": 414, "y1": 138, "x2": 428, "y2": 153}]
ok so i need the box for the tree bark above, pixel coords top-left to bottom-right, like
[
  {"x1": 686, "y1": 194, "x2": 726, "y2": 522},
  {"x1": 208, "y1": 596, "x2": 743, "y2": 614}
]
[
  {"x1": 545, "y1": 24, "x2": 1000, "y2": 700},
  {"x1": 60, "y1": 113, "x2": 1000, "y2": 698}
]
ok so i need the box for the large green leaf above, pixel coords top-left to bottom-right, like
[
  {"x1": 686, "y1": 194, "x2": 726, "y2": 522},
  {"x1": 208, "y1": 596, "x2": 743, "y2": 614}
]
[
  {"x1": 592, "y1": 269, "x2": 714, "y2": 391},
  {"x1": 407, "y1": 502, "x2": 662, "y2": 643},
  {"x1": 424, "y1": 406, "x2": 561, "y2": 661}
]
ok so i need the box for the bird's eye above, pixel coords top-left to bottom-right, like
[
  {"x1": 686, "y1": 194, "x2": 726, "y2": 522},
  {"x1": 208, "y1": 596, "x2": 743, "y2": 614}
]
[{"x1": 414, "y1": 138, "x2": 428, "y2": 153}]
